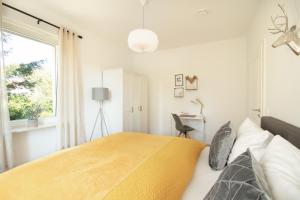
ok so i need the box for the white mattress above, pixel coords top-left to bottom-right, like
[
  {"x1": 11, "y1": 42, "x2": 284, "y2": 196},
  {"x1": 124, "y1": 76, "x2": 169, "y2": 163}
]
[{"x1": 182, "y1": 147, "x2": 222, "y2": 200}]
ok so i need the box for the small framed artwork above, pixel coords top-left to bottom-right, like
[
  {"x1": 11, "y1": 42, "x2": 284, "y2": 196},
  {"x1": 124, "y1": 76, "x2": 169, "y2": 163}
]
[
  {"x1": 174, "y1": 87, "x2": 184, "y2": 98},
  {"x1": 175, "y1": 74, "x2": 184, "y2": 86},
  {"x1": 185, "y1": 75, "x2": 198, "y2": 90}
]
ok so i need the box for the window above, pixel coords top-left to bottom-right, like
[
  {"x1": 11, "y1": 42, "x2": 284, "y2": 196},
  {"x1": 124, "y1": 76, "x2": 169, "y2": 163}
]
[{"x1": 2, "y1": 31, "x2": 57, "y2": 121}]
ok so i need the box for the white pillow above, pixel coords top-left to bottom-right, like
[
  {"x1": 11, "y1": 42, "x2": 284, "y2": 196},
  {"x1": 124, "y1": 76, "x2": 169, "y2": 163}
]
[
  {"x1": 228, "y1": 130, "x2": 273, "y2": 163},
  {"x1": 238, "y1": 118, "x2": 263, "y2": 136},
  {"x1": 261, "y1": 135, "x2": 300, "y2": 200}
]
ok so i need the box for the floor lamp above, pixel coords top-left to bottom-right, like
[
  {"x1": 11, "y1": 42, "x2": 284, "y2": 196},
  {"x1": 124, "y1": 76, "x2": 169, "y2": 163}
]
[{"x1": 89, "y1": 87, "x2": 109, "y2": 141}]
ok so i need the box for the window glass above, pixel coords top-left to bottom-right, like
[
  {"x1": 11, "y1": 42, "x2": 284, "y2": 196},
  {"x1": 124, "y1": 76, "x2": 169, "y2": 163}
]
[{"x1": 2, "y1": 31, "x2": 56, "y2": 120}]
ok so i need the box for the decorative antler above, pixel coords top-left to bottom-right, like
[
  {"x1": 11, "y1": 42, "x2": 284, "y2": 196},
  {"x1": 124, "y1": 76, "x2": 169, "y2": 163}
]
[{"x1": 269, "y1": 4, "x2": 289, "y2": 34}]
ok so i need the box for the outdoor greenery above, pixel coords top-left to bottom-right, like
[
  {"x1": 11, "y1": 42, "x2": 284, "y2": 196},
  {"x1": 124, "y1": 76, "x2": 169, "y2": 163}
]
[
  {"x1": 25, "y1": 103, "x2": 43, "y2": 120},
  {"x1": 3, "y1": 33, "x2": 54, "y2": 120}
]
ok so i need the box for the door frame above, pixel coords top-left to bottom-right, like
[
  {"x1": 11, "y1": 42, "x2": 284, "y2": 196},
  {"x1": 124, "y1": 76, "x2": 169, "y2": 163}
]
[{"x1": 260, "y1": 39, "x2": 267, "y2": 117}]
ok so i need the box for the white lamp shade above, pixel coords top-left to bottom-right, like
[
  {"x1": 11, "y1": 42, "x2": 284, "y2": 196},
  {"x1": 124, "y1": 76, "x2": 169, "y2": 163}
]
[{"x1": 128, "y1": 29, "x2": 159, "y2": 53}]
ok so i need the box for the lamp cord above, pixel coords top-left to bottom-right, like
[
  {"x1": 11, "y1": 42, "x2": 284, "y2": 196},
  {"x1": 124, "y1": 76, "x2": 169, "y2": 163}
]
[{"x1": 142, "y1": 5, "x2": 145, "y2": 29}]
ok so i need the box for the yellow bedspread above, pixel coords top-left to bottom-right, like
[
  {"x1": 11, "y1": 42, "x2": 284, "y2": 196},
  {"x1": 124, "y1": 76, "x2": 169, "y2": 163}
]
[{"x1": 0, "y1": 133, "x2": 205, "y2": 200}]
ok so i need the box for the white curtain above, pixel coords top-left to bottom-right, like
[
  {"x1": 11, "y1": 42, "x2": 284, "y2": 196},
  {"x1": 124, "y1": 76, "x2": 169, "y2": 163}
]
[
  {"x1": 57, "y1": 28, "x2": 85, "y2": 149},
  {"x1": 0, "y1": 2, "x2": 13, "y2": 172}
]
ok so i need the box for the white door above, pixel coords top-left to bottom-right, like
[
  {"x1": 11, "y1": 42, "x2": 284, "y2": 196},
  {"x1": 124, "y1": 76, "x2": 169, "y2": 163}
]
[
  {"x1": 123, "y1": 72, "x2": 135, "y2": 131},
  {"x1": 132, "y1": 74, "x2": 142, "y2": 132},
  {"x1": 132, "y1": 75, "x2": 148, "y2": 133},
  {"x1": 248, "y1": 41, "x2": 266, "y2": 124},
  {"x1": 140, "y1": 76, "x2": 148, "y2": 133},
  {"x1": 123, "y1": 72, "x2": 148, "y2": 132},
  {"x1": 102, "y1": 69, "x2": 124, "y2": 133}
]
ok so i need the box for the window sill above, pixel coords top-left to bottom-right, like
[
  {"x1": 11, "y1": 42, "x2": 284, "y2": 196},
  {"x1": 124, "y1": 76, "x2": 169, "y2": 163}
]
[{"x1": 12, "y1": 123, "x2": 56, "y2": 134}]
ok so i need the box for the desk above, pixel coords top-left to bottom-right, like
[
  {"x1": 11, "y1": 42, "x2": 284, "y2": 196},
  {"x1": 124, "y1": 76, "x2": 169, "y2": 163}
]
[
  {"x1": 171, "y1": 114, "x2": 206, "y2": 142},
  {"x1": 179, "y1": 114, "x2": 204, "y2": 120}
]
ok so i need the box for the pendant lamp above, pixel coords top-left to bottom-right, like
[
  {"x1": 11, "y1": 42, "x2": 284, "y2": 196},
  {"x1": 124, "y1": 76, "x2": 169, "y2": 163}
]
[{"x1": 128, "y1": 0, "x2": 159, "y2": 53}]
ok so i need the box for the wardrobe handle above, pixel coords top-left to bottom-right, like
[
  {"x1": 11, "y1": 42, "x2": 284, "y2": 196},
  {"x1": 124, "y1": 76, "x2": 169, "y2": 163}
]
[
  {"x1": 140, "y1": 106, "x2": 143, "y2": 111},
  {"x1": 131, "y1": 107, "x2": 134, "y2": 113}
]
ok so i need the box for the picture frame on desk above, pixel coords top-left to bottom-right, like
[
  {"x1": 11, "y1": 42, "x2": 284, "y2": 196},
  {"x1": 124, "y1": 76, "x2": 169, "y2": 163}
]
[
  {"x1": 174, "y1": 87, "x2": 184, "y2": 98},
  {"x1": 175, "y1": 74, "x2": 184, "y2": 86}
]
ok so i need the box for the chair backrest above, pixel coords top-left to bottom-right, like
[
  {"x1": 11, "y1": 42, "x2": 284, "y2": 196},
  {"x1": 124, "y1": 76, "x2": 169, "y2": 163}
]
[{"x1": 172, "y1": 114, "x2": 184, "y2": 131}]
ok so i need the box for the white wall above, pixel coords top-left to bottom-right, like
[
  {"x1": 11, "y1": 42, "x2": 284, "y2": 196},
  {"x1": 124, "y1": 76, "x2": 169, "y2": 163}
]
[
  {"x1": 12, "y1": 127, "x2": 57, "y2": 166},
  {"x1": 247, "y1": 0, "x2": 300, "y2": 127},
  {"x1": 131, "y1": 38, "x2": 248, "y2": 143},
  {"x1": 2, "y1": 6, "x2": 133, "y2": 166}
]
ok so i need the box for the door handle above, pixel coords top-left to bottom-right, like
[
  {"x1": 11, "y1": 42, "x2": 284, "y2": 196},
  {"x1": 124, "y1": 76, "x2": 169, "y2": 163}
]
[
  {"x1": 252, "y1": 108, "x2": 261, "y2": 113},
  {"x1": 252, "y1": 108, "x2": 261, "y2": 118},
  {"x1": 137, "y1": 106, "x2": 143, "y2": 111}
]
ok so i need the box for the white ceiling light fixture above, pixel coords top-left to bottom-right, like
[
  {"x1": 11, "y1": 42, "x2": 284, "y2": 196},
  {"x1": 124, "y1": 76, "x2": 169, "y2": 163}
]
[
  {"x1": 196, "y1": 9, "x2": 209, "y2": 15},
  {"x1": 128, "y1": 0, "x2": 159, "y2": 53}
]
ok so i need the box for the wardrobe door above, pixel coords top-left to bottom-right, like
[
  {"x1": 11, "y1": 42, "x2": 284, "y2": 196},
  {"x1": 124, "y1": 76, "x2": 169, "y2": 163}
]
[
  {"x1": 102, "y1": 68, "x2": 123, "y2": 133},
  {"x1": 124, "y1": 73, "x2": 148, "y2": 133},
  {"x1": 132, "y1": 74, "x2": 142, "y2": 132},
  {"x1": 140, "y1": 76, "x2": 148, "y2": 133},
  {"x1": 123, "y1": 72, "x2": 135, "y2": 131}
]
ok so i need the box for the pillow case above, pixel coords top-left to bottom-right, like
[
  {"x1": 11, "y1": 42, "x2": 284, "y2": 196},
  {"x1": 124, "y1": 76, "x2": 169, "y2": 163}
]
[
  {"x1": 228, "y1": 130, "x2": 273, "y2": 163},
  {"x1": 204, "y1": 150, "x2": 271, "y2": 200},
  {"x1": 209, "y1": 121, "x2": 235, "y2": 170},
  {"x1": 238, "y1": 118, "x2": 263, "y2": 136},
  {"x1": 261, "y1": 135, "x2": 300, "y2": 200}
]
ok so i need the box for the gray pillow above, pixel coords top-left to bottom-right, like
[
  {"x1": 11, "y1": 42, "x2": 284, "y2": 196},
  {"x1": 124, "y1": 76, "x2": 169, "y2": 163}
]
[
  {"x1": 204, "y1": 150, "x2": 271, "y2": 200},
  {"x1": 209, "y1": 121, "x2": 235, "y2": 170}
]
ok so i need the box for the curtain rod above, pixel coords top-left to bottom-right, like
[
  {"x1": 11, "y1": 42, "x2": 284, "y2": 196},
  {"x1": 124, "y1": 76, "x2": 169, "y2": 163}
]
[{"x1": 2, "y1": 3, "x2": 83, "y2": 39}]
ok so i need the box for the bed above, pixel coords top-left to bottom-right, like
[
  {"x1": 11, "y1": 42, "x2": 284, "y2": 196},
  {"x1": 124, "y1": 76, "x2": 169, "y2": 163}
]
[
  {"x1": 0, "y1": 132, "x2": 206, "y2": 200},
  {"x1": 0, "y1": 116, "x2": 299, "y2": 200},
  {"x1": 183, "y1": 116, "x2": 300, "y2": 199},
  {"x1": 182, "y1": 147, "x2": 221, "y2": 200}
]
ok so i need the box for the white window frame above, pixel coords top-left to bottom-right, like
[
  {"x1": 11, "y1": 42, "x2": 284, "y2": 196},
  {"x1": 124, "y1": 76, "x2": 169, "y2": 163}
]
[{"x1": 2, "y1": 17, "x2": 59, "y2": 129}]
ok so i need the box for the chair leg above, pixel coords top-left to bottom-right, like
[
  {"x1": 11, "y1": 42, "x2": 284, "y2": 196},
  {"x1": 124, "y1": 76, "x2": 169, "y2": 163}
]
[
  {"x1": 177, "y1": 132, "x2": 182, "y2": 137},
  {"x1": 184, "y1": 132, "x2": 191, "y2": 139}
]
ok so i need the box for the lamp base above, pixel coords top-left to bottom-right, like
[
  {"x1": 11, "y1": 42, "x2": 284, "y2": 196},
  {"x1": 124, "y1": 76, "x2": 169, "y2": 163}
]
[{"x1": 89, "y1": 102, "x2": 109, "y2": 141}]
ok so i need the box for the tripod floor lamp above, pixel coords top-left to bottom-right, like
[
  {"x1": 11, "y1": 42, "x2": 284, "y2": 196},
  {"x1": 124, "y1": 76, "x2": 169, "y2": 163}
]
[{"x1": 89, "y1": 87, "x2": 109, "y2": 141}]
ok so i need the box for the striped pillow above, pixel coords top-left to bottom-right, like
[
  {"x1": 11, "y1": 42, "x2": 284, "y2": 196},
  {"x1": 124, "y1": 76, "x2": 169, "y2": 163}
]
[{"x1": 204, "y1": 150, "x2": 271, "y2": 200}]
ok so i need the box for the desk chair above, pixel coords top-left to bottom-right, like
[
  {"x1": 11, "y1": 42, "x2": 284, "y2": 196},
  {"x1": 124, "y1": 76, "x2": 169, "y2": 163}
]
[{"x1": 172, "y1": 114, "x2": 194, "y2": 138}]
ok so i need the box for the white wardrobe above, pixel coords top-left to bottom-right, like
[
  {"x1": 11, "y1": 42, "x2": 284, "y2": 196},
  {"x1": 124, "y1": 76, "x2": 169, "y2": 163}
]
[{"x1": 102, "y1": 68, "x2": 148, "y2": 133}]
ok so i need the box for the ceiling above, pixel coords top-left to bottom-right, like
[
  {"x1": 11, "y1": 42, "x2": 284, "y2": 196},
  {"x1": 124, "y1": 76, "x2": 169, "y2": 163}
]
[{"x1": 3, "y1": 0, "x2": 261, "y2": 50}]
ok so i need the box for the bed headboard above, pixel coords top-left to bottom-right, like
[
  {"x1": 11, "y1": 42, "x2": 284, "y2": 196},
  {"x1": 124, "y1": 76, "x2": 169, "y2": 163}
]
[{"x1": 261, "y1": 116, "x2": 300, "y2": 149}]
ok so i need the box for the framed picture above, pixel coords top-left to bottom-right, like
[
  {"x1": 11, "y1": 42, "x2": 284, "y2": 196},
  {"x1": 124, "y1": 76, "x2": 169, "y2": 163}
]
[
  {"x1": 185, "y1": 75, "x2": 198, "y2": 90},
  {"x1": 175, "y1": 74, "x2": 184, "y2": 86},
  {"x1": 174, "y1": 87, "x2": 184, "y2": 98}
]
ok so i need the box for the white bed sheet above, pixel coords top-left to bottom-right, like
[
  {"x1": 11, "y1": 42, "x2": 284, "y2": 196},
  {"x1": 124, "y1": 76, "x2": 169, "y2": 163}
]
[{"x1": 182, "y1": 147, "x2": 222, "y2": 200}]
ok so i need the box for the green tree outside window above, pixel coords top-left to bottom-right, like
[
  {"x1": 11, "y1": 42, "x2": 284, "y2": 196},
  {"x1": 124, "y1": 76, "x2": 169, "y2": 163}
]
[{"x1": 3, "y1": 32, "x2": 55, "y2": 120}]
